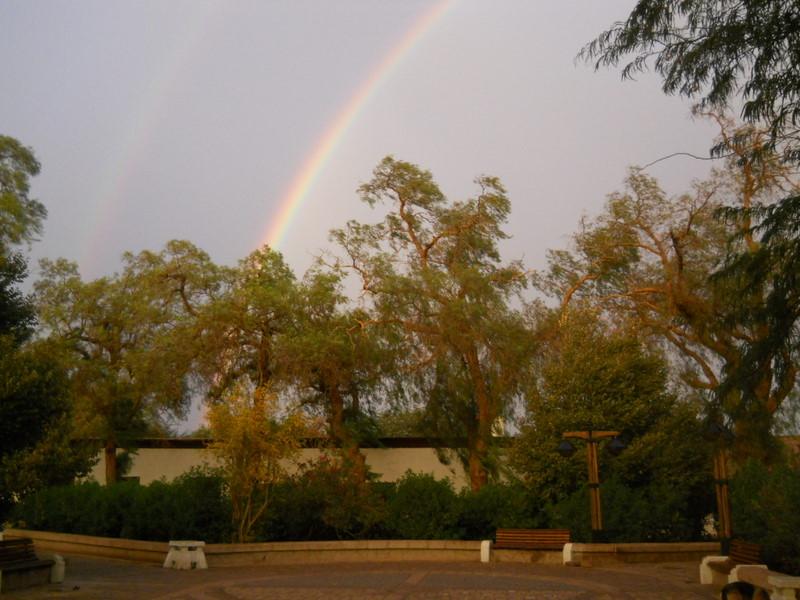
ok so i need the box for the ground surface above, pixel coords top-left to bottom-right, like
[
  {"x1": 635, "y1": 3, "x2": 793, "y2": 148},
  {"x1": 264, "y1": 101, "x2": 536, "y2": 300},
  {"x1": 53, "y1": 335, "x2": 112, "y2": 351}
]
[{"x1": 2, "y1": 556, "x2": 718, "y2": 599}]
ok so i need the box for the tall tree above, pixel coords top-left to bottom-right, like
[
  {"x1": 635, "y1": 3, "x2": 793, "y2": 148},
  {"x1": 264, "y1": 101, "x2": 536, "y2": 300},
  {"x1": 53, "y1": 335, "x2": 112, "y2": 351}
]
[
  {"x1": 34, "y1": 242, "x2": 213, "y2": 483},
  {"x1": 538, "y1": 130, "x2": 798, "y2": 457},
  {"x1": 332, "y1": 157, "x2": 532, "y2": 490},
  {"x1": 581, "y1": 1, "x2": 800, "y2": 441},
  {"x1": 278, "y1": 268, "x2": 391, "y2": 474},
  {"x1": 511, "y1": 307, "x2": 713, "y2": 540},
  {"x1": 195, "y1": 246, "x2": 297, "y2": 400},
  {"x1": 0, "y1": 135, "x2": 94, "y2": 516}
]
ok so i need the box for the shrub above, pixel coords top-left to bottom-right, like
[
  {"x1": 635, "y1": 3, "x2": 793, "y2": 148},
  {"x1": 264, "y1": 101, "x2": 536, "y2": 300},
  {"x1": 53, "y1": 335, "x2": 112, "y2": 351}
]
[
  {"x1": 731, "y1": 459, "x2": 800, "y2": 575},
  {"x1": 10, "y1": 468, "x2": 231, "y2": 542},
  {"x1": 547, "y1": 476, "x2": 711, "y2": 543},
  {"x1": 458, "y1": 482, "x2": 542, "y2": 539},
  {"x1": 386, "y1": 472, "x2": 460, "y2": 539},
  {"x1": 258, "y1": 454, "x2": 388, "y2": 541}
]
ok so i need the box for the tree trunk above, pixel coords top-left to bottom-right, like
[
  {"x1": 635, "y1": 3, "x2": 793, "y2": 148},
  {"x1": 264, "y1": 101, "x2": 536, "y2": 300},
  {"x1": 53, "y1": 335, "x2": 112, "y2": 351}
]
[
  {"x1": 468, "y1": 442, "x2": 488, "y2": 492},
  {"x1": 329, "y1": 387, "x2": 367, "y2": 482},
  {"x1": 465, "y1": 348, "x2": 492, "y2": 492},
  {"x1": 104, "y1": 439, "x2": 118, "y2": 485}
]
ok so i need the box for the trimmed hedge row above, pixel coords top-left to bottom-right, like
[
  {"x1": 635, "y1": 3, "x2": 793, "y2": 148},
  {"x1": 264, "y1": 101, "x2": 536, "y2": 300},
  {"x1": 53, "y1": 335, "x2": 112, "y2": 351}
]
[
  {"x1": 11, "y1": 465, "x2": 715, "y2": 544},
  {"x1": 11, "y1": 467, "x2": 231, "y2": 542}
]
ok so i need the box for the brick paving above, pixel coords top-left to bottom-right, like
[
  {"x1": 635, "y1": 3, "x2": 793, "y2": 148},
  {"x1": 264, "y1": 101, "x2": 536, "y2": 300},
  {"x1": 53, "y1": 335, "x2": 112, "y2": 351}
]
[{"x1": 2, "y1": 557, "x2": 717, "y2": 599}]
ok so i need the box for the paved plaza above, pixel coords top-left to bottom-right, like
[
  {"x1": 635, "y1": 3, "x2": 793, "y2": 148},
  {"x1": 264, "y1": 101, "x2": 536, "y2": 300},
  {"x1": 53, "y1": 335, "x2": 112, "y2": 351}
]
[{"x1": 2, "y1": 556, "x2": 717, "y2": 599}]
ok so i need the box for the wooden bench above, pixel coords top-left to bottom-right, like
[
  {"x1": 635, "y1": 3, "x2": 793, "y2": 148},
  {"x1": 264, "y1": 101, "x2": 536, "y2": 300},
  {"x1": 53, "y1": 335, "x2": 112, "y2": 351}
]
[
  {"x1": 494, "y1": 528, "x2": 571, "y2": 551},
  {"x1": 0, "y1": 538, "x2": 55, "y2": 592}
]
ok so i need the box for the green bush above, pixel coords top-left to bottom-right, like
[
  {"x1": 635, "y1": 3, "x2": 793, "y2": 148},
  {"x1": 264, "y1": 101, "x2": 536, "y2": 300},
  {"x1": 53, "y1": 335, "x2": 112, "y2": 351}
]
[
  {"x1": 10, "y1": 469, "x2": 230, "y2": 542},
  {"x1": 547, "y1": 476, "x2": 711, "y2": 543},
  {"x1": 458, "y1": 482, "x2": 542, "y2": 539},
  {"x1": 258, "y1": 455, "x2": 388, "y2": 541},
  {"x1": 731, "y1": 459, "x2": 800, "y2": 575},
  {"x1": 385, "y1": 472, "x2": 460, "y2": 539}
]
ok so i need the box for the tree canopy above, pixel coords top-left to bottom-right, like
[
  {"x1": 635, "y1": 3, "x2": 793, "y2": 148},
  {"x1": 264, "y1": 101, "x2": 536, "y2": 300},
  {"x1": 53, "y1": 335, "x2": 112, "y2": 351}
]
[
  {"x1": 332, "y1": 156, "x2": 533, "y2": 490},
  {"x1": 537, "y1": 131, "x2": 798, "y2": 457},
  {"x1": 0, "y1": 135, "x2": 45, "y2": 255}
]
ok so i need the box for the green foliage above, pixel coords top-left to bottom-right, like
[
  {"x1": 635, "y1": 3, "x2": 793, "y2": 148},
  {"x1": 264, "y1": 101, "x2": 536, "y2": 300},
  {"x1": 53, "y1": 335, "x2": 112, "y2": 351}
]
[
  {"x1": 259, "y1": 454, "x2": 388, "y2": 541},
  {"x1": 730, "y1": 458, "x2": 800, "y2": 575},
  {"x1": 583, "y1": 0, "x2": 800, "y2": 457},
  {"x1": 0, "y1": 135, "x2": 44, "y2": 253},
  {"x1": 279, "y1": 269, "x2": 391, "y2": 453},
  {"x1": 511, "y1": 310, "x2": 714, "y2": 540},
  {"x1": 457, "y1": 482, "x2": 542, "y2": 539},
  {"x1": 34, "y1": 242, "x2": 215, "y2": 481},
  {"x1": 385, "y1": 472, "x2": 461, "y2": 540},
  {"x1": 332, "y1": 156, "x2": 534, "y2": 490},
  {"x1": 0, "y1": 252, "x2": 35, "y2": 343},
  {"x1": 537, "y1": 150, "x2": 798, "y2": 459},
  {"x1": 11, "y1": 469, "x2": 231, "y2": 542},
  {"x1": 547, "y1": 477, "x2": 711, "y2": 543},
  {"x1": 207, "y1": 386, "x2": 308, "y2": 542},
  {"x1": 0, "y1": 337, "x2": 94, "y2": 521}
]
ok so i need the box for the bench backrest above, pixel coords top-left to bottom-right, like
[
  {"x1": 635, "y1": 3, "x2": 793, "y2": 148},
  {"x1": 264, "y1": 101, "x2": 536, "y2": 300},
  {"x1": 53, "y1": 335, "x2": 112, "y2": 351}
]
[
  {"x1": 0, "y1": 538, "x2": 38, "y2": 565},
  {"x1": 730, "y1": 539, "x2": 762, "y2": 565},
  {"x1": 495, "y1": 528, "x2": 571, "y2": 549}
]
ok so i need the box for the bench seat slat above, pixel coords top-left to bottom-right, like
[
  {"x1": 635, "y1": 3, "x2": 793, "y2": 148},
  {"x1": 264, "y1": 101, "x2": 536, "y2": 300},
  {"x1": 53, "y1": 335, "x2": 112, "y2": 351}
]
[{"x1": 495, "y1": 528, "x2": 570, "y2": 550}]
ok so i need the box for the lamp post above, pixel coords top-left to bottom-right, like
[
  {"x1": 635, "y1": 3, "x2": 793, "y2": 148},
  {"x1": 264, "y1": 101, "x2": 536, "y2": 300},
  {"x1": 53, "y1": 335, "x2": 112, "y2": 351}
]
[
  {"x1": 705, "y1": 422, "x2": 733, "y2": 554},
  {"x1": 557, "y1": 430, "x2": 624, "y2": 541}
]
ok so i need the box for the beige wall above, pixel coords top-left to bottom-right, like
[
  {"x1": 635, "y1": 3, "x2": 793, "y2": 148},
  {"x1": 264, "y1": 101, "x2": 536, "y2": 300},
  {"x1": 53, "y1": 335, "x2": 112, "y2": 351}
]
[{"x1": 88, "y1": 446, "x2": 470, "y2": 489}]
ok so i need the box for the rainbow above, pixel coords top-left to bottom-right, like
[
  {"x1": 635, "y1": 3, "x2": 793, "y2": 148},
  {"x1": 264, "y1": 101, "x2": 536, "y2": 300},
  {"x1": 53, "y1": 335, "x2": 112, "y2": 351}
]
[
  {"x1": 261, "y1": 0, "x2": 454, "y2": 250},
  {"x1": 81, "y1": 3, "x2": 225, "y2": 275}
]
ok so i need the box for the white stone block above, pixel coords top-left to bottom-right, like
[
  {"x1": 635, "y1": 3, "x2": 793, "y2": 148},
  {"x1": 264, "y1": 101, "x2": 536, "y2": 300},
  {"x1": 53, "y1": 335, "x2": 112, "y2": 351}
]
[
  {"x1": 163, "y1": 540, "x2": 207, "y2": 570},
  {"x1": 480, "y1": 540, "x2": 491, "y2": 563},
  {"x1": 51, "y1": 554, "x2": 65, "y2": 583},
  {"x1": 699, "y1": 555, "x2": 728, "y2": 584},
  {"x1": 562, "y1": 543, "x2": 574, "y2": 565}
]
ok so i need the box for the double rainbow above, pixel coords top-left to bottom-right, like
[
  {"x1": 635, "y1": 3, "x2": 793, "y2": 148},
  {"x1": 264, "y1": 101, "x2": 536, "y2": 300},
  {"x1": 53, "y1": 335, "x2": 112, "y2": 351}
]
[{"x1": 260, "y1": 0, "x2": 453, "y2": 250}]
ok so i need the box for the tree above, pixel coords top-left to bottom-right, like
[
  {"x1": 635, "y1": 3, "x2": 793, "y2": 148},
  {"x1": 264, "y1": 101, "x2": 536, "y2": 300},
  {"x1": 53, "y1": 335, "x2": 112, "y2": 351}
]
[
  {"x1": 0, "y1": 251, "x2": 35, "y2": 343},
  {"x1": 195, "y1": 247, "x2": 297, "y2": 400},
  {"x1": 582, "y1": 1, "x2": 800, "y2": 446},
  {"x1": 278, "y1": 268, "x2": 393, "y2": 475},
  {"x1": 332, "y1": 157, "x2": 533, "y2": 491},
  {"x1": 0, "y1": 337, "x2": 95, "y2": 520},
  {"x1": 538, "y1": 133, "x2": 798, "y2": 458},
  {"x1": 34, "y1": 242, "x2": 211, "y2": 483},
  {"x1": 207, "y1": 384, "x2": 308, "y2": 542},
  {"x1": 510, "y1": 307, "x2": 713, "y2": 540},
  {"x1": 0, "y1": 135, "x2": 93, "y2": 519},
  {"x1": 0, "y1": 135, "x2": 45, "y2": 255}
]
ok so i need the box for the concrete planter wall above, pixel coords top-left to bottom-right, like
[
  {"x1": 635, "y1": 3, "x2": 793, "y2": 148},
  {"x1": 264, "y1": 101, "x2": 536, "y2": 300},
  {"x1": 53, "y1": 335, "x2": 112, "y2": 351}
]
[
  {"x1": 564, "y1": 541, "x2": 720, "y2": 566},
  {"x1": 205, "y1": 539, "x2": 483, "y2": 566},
  {"x1": 5, "y1": 529, "x2": 720, "y2": 567},
  {"x1": 4, "y1": 529, "x2": 482, "y2": 566},
  {"x1": 3, "y1": 529, "x2": 168, "y2": 563}
]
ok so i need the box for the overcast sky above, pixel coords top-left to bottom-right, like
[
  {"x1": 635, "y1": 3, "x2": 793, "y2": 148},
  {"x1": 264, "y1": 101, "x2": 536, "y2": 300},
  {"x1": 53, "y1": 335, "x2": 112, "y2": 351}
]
[{"x1": 2, "y1": 0, "x2": 721, "y2": 285}]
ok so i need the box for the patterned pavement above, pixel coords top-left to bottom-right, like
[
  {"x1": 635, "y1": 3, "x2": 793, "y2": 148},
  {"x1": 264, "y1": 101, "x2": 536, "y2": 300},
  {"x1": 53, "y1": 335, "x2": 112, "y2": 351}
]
[{"x1": 2, "y1": 557, "x2": 718, "y2": 600}]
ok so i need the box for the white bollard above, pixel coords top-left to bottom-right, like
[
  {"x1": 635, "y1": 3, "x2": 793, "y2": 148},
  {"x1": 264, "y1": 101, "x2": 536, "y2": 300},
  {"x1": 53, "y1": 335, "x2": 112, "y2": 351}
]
[
  {"x1": 563, "y1": 542, "x2": 576, "y2": 566},
  {"x1": 480, "y1": 540, "x2": 492, "y2": 563},
  {"x1": 51, "y1": 555, "x2": 65, "y2": 583}
]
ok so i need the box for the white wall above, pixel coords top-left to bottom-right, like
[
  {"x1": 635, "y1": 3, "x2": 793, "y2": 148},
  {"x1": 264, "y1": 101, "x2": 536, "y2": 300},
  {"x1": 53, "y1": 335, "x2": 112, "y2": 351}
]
[{"x1": 88, "y1": 446, "x2": 470, "y2": 489}]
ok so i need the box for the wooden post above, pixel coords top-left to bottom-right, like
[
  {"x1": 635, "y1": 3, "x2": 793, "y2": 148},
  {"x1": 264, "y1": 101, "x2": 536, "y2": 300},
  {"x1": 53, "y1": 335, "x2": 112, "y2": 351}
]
[
  {"x1": 562, "y1": 430, "x2": 620, "y2": 542},
  {"x1": 713, "y1": 448, "x2": 732, "y2": 554},
  {"x1": 587, "y1": 439, "x2": 603, "y2": 533}
]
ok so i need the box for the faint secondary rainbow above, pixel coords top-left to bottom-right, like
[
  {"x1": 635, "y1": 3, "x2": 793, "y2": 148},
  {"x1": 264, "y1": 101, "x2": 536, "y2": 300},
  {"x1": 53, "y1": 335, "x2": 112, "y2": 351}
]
[{"x1": 261, "y1": 0, "x2": 454, "y2": 250}]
